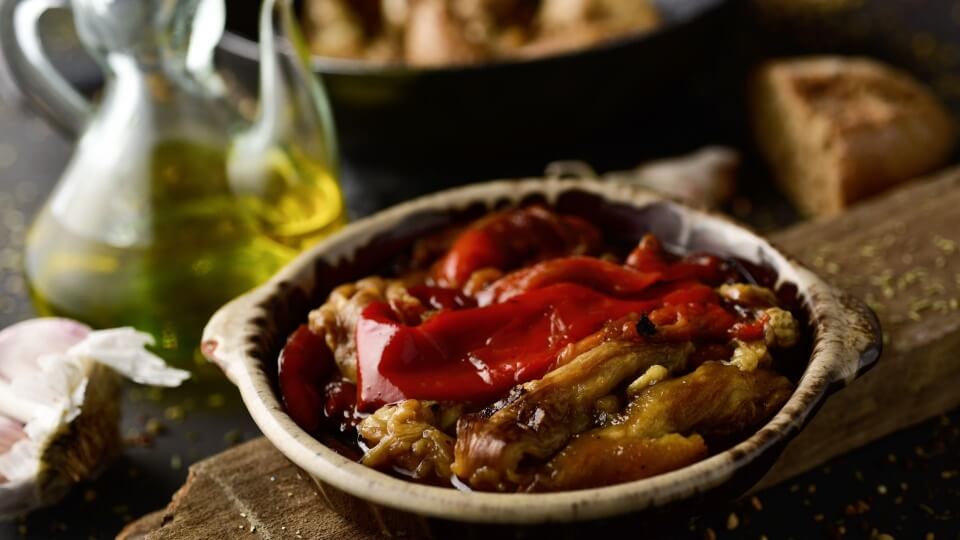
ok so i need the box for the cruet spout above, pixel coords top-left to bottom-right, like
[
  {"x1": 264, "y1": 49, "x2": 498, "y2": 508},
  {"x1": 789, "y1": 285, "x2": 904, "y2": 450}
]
[{"x1": 228, "y1": 0, "x2": 342, "y2": 241}]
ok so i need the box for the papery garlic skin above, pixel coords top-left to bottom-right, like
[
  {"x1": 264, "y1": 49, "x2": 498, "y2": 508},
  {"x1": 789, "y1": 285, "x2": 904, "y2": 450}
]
[
  {"x1": 0, "y1": 318, "x2": 190, "y2": 519},
  {"x1": 68, "y1": 328, "x2": 190, "y2": 387}
]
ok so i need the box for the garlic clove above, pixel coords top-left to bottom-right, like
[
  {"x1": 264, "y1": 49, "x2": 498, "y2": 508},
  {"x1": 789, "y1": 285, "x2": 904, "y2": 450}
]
[
  {"x1": 0, "y1": 318, "x2": 190, "y2": 519},
  {"x1": 0, "y1": 318, "x2": 89, "y2": 383}
]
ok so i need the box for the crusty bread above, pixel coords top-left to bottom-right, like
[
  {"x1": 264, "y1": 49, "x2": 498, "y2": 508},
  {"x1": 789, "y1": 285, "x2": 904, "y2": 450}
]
[{"x1": 750, "y1": 56, "x2": 957, "y2": 216}]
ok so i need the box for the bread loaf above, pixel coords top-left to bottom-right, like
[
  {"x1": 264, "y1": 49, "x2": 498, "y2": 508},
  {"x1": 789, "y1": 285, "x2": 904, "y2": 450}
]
[{"x1": 750, "y1": 56, "x2": 956, "y2": 216}]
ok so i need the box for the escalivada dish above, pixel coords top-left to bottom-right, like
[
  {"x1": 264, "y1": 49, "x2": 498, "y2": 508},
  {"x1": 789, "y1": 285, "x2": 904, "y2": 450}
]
[
  {"x1": 202, "y1": 179, "x2": 881, "y2": 536},
  {"x1": 281, "y1": 205, "x2": 802, "y2": 493}
]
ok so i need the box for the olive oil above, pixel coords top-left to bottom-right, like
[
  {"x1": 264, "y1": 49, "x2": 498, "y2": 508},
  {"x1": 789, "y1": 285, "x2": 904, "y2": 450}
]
[
  {"x1": 15, "y1": 0, "x2": 342, "y2": 371},
  {"x1": 25, "y1": 140, "x2": 345, "y2": 365}
]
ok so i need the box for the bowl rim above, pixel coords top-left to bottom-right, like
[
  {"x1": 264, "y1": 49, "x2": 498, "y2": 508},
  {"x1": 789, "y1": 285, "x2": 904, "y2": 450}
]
[
  {"x1": 219, "y1": 0, "x2": 728, "y2": 76},
  {"x1": 202, "y1": 177, "x2": 881, "y2": 524}
]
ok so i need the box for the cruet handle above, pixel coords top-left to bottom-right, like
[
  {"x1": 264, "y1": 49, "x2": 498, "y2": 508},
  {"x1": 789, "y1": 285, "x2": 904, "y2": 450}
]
[{"x1": 0, "y1": 0, "x2": 93, "y2": 137}]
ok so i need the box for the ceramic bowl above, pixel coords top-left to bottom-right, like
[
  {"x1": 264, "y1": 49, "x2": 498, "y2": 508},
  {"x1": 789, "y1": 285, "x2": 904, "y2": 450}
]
[{"x1": 202, "y1": 178, "x2": 881, "y2": 538}]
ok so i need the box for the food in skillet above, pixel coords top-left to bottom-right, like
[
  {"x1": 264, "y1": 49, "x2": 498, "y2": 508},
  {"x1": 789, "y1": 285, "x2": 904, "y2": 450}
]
[
  {"x1": 304, "y1": 0, "x2": 661, "y2": 66},
  {"x1": 277, "y1": 206, "x2": 804, "y2": 492}
]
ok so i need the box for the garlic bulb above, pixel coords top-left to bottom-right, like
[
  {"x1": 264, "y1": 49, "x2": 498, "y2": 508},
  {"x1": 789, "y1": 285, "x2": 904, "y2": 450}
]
[
  {"x1": 545, "y1": 147, "x2": 739, "y2": 210},
  {"x1": 608, "y1": 147, "x2": 739, "y2": 210},
  {"x1": 0, "y1": 318, "x2": 190, "y2": 519}
]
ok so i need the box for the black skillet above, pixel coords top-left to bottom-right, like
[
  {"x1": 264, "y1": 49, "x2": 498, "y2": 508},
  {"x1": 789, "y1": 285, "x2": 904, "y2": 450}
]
[{"x1": 218, "y1": 0, "x2": 734, "y2": 162}]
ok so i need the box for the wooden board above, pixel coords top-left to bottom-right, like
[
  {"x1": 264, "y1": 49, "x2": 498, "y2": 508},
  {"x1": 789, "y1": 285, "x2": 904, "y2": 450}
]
[
  {"x1": 120, "y1": 168, "x2": 960, "y2": 539},
  {"x1": 758, "y1": 167, "x2": 960, "y2": 487},
  {"x1": 116, "y1": 438, "x2": 382, "y2": 540}
]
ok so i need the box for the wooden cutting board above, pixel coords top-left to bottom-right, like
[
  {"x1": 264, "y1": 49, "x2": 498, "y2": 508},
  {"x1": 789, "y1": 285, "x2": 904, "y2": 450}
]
[{"x1": 119, "y1": 168, "x2": 960, "y2": 540}]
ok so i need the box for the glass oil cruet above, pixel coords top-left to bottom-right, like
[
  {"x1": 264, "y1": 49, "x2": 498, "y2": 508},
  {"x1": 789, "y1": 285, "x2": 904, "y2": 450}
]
[{"x1": 0, "y1": 0, "x2": 346, "y2": 367}]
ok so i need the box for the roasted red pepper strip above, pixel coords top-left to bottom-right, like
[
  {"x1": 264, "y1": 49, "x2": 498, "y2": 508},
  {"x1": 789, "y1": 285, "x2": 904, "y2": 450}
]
[
  {"x1": 647, "y1": 303, "x2": 737, "y2": 342},
  {"x1": 477, "y1": 256, "x2": 661, "y2": 305},
  {"x1": 278, "y1": 325, "x2": 338, "y2": 434},
  {"x1": 627, "y1": 234, "x2": 726, "y2": 285},
  {"x1": 731, "y1": 317, "x2": 767, "y2": 342},
  {"x1": 626, "y1": 234, "x2": 669, "y2": 271},
  {"x1": 661, "y1": 282, "x2": 717, "y2": 305},
  {"x1": 431, "y1": 206, "x2": 602, "y2": 288},
  {"x1": 355, "y1": 283, "x2": 662, "y2": 410}
]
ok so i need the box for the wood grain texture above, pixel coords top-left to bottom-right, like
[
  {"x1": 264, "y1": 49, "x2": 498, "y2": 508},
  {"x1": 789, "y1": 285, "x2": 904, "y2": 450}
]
[
  {"x1": 758, "y1": 166, "x2": 960, "y2": 487},
  {"x1": 120, "y1": 438, "x2": 382, "y2": 540},
  {"x1": 122, "y1": 169, "x2": 960, "y2": 538}
]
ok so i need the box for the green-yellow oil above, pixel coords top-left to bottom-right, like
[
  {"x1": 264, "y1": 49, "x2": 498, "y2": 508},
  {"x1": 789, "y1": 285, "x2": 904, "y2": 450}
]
[{"x1": 24, "y1": 140, "x2": 346, "y2": 369}]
